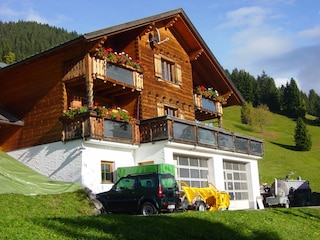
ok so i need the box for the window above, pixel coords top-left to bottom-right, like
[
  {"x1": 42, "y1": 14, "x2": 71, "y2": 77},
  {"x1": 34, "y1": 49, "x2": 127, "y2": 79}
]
[
  {"x1": 101, "y1": 161, "x2": 114, "y2": 183},
  {"x1": 157, "y1": 103, "x2": 182, "y2": 118},
  {"x1": 223, "y1": 161, "x2": 248, "y2": 200},
  {"x1": 154, "y1": 54, "x2": 182, "y2": 85},
  {"x1": 164, "y1": 105, "x2": 178, "y2": 117}
]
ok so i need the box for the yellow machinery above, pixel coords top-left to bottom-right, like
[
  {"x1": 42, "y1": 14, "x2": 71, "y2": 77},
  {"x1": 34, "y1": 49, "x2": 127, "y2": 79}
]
[{"x1": 179, "y1": 181, "x2": 230, "y2": 211}]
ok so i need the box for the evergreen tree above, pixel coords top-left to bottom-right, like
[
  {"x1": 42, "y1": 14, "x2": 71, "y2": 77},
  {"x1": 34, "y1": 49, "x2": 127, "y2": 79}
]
[
  {"x1": 255, "y1": 71, "x2": 280, "y2": 112},
  {"x1": 229, "y1": 68, "x2": 256, "y2": 103},
  {"x1": 307, "y1": 89, "x2": 320, "y2": 116},
  {"x1": 281, "y1": 78, "x2": 306, "y2": 118},
  {"x1": 0, "y1": 20, "x2": 79, "y2": 63},
  {"x1": 294, "y1": 117, "x2": 312, "y2": 151}
]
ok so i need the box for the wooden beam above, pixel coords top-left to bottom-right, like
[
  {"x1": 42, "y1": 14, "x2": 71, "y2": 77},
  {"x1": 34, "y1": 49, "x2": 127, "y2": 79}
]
[
  {"x1": 164, "y1": 15, "x2": 180, "y2": 28},
  {"x1": 189, "y1": 49, "x2": 204, "y2": 61}
]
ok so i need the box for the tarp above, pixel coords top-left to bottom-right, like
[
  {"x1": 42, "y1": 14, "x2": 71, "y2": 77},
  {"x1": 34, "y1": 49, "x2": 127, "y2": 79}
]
[
  {"x1": 116, "y1": 163, "x2": 175, "y2": 180},
  {"x1": 0, "y1": 151, "x2": 82, "y2": 195}
]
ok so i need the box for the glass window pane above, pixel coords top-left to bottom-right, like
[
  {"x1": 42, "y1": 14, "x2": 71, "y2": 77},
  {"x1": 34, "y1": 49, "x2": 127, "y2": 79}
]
[
  {"x1": 200, "y1": 160, "x2": 208, "y2": 167},
  {"x1": 191, "y1": 169, "x2": 199, "y2": 178},
  {"x1": 200, "y1": 170, "x2": 208, "y2": 178},
  {"x1": 234, "y1": 172, "x2": 240, "y2": 180},
  {"x1": 191, "y1": 181, "x2": 200, "y2": 187},
  {"x1": 190, "y1": 158, "x2": 198, "y2": 166},
  {"x1": 235, "y1": 137, "x2": 248, "y2": 152},
  {"x1": 198, "y1": 128, "x2": 216, "y2": 145},
  {"x1": 173, "y1": 122, "x2": 195, "y2": 141},
  {"x1": 179, "y1": 157, "x2": 188, "y2": 166},
  {"x1": 218, "y1": 133, "x2": 233, "y2": 148},
  {"x1": 180, "y1": 168, "x2": 189, "y2": 177}
]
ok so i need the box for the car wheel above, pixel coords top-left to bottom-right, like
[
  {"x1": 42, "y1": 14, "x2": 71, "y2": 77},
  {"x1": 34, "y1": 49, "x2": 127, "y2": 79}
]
[{"x1": 140, "y1": 202, "x2": 157, "y2": 216}]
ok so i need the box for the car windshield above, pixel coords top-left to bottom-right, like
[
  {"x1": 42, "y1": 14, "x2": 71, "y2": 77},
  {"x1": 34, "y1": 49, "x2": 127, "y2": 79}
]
[{"x1": 160, "y1": 175, "x2": 176, "y2": 188}]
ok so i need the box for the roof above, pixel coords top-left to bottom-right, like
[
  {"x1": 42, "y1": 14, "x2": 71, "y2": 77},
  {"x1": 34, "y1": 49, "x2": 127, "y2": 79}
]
[{"x1": 0, "y1": 8, "x2": 243, "y2": 105}]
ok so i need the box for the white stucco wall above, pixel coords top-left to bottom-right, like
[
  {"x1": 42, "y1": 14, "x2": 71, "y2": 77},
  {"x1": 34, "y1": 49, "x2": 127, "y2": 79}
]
[
  {"x1": 80, "y1": 140, "x2": 137, "y2": 193},
  {"x1": 8, "y1": 138, "x2": 262, "y2": 210},
  {"x1": 8, "y1": 140, "x2": 83, "y2": 183}
]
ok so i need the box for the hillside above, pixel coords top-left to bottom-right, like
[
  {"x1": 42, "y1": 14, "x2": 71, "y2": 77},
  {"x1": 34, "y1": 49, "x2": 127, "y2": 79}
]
[
  {"x1": 223, "y1": 106, "x2": 320, "y2": 192},
  {"x1": 0, "y1": 21, "x2": 79, "y2": 62}
]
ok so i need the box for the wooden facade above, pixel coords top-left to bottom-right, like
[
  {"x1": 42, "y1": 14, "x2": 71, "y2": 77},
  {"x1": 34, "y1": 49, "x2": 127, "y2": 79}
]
[{"x1": 0, "y1": 9, "x2": 261, "y2": 155}]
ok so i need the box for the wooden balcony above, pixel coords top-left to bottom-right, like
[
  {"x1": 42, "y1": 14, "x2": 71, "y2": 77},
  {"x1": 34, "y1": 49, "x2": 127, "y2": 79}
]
[
  {"x1": 92, "y1": 58, "x2": 143, "y2": 91},
  {"x1": 194, "y1": 94, "x2": 223, "y2": 121},
  {"x1": 61, "y1": 113, "x2": 264, "y2": 157},
  {"x1": 60, "y1": 112, "x2": 139, "y2": 144},
  {"x1": 139, "y1": 116, "x2": 264, "y2": 157}
]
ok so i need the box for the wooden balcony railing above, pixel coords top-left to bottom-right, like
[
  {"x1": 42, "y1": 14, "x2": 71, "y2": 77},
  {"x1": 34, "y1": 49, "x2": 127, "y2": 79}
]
[
  {"x1": 139, "y1": 116, "x2": 264, "y2": 157},
  {"x1": 194, "y1": 94, "x2": 222, "y2": 115},
  {"x1": 92, "y1": 58, "x2": 143, "y2": 91},
  {"x1": 61, "y1": 112, "x2": 139, "y2": 143},
  {"x1": 61, "y1": 114, "x2": 264, "y2": 157}
]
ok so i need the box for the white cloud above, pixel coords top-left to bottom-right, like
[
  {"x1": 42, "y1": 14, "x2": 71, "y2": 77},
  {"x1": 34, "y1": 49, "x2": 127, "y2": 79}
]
[
  {"x1": 25, "y1": 8, "x2": 48, "y2": 24},
  {"x1": 217, "y1": 6, "x2": 269, "y2": 29},
  {"x1": 0, "y1": 4, "x2": 21, "y2": 19},
  {"x1": 297, "y1": 25, "x2": 320, "y2": 40}
]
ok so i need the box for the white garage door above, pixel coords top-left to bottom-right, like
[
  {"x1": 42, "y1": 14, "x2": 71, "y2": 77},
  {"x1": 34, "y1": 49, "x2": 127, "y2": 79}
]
[{"x1": 174, "y1": 155, "x2": 209, "y2": 187}]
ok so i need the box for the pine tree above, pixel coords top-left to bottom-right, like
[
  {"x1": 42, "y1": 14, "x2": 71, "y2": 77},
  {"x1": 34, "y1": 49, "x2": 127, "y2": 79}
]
[{"x1": 294, "y1": 117, "x2": 312, "y2": 151}]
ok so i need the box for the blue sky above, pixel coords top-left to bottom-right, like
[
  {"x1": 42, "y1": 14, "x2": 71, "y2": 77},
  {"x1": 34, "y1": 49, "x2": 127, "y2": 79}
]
[{"x1": 1, "y1": 0, "x2": 320, "y2": 94}]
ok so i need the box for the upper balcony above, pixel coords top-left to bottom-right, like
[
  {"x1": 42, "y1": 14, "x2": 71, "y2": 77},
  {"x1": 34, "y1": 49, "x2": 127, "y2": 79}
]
[{"x1": 60, "y1": 114, "x2": 264, "y2": 157}]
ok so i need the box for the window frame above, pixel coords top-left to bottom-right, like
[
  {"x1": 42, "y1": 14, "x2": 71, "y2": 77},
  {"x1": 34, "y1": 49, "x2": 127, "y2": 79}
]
[
  {"x1": 154, "y1": 54, "x2": 182, "y2": 85},
  {"x1": 101, "y1": 161, "x2": 114, "y2": 184}
]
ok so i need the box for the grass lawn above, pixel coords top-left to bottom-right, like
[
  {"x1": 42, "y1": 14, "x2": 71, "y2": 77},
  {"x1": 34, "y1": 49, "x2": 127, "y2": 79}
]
[
  {"x1": 0, "y1": 190, "x2": 319, "y2": 240},
  {"x1": 223, "y1": 106, "x2": 320, "y2": 192}
]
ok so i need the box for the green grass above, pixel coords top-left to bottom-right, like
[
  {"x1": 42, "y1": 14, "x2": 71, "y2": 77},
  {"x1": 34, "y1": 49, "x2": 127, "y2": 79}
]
[
  {"x1": 223, "y1": 106, "x2": 320, "y2": 192},
  {"x1": 0, "y1": 190, "x2": 319, "y2": 239},
  {"x1": 1, "y1": 108, "x2": 320, "y2": 239}
]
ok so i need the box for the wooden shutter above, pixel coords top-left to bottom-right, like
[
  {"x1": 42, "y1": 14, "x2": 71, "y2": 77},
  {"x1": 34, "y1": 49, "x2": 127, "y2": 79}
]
[
  {"x1": 154, "y1": 54, "x2": 162, "y2": 78},
  {"x1": 157, "y1": 103, "x2": 165, "y2": 116},
  {"x1": 175, "y1": 63, "x2": 182, "y2": 86}
]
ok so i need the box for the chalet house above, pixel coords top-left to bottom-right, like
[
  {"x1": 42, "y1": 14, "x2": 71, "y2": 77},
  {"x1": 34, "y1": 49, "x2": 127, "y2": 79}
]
[{"x1": 0, "y1": 9, "x2": 263, "y2": 210}]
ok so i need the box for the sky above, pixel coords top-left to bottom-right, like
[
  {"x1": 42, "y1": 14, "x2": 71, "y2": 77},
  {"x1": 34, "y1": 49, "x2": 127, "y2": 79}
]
[{"x1": 1, "y1": 0, "x2": 320, "y2": 94}]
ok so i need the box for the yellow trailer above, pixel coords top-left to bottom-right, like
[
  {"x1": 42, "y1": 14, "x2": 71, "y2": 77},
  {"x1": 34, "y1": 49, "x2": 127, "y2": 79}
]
[{"x1": 179, "y1": 181, "x2": 230, "y2": 211}]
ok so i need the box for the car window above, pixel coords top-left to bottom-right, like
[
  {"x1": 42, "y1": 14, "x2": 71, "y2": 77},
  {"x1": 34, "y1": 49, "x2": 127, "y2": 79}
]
[
  {"x1": 160, "y1": 175, "x2": 176, "y2": 188},
  {"x1": 115, "y1": 177, "x2": 136, "y2": 190},
  {"x1": 140, "y1": 176, "x2": 156, "y2": 188}
]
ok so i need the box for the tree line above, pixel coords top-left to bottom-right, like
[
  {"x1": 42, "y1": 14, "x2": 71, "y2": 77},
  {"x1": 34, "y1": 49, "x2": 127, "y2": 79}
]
[
  {"x1": 226, "y1": 69, "x2": 315, "y2": 151},
  {"x1": 226, "y1": 69, "x2": 320, "y2": 122},
  {"x1": 0, "y1": 20, "x2": 79, "y2": 64}
]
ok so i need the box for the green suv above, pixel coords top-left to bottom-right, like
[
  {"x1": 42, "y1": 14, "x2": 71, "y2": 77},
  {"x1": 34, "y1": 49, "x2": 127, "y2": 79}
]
[{"x1": 96, "y1": 173, "x2": 180, "y2": 215}]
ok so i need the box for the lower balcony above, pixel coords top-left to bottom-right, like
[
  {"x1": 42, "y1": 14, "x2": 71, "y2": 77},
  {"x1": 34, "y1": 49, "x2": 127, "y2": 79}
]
[
  {"x1": 61, "y1": 114, "x2": 264, "y2": 157},
  {"x1": 60, "y1": 112, "x2": 139, "y2": 144},
  {"x1": 140, "y1": 116, "x2": 264, "y2": 157}
]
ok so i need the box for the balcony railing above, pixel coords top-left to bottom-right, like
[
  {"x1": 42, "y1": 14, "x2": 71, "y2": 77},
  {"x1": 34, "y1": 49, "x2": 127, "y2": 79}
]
[
  {"x1": 61, "y1": 112, "x2": 139, "y2": 143},
  {"x1": 92, "y1": 58, "x2": 143, "y2": 91},
  {"x1": 140, "y1": 116, "x2": 264, "y2": 156},
  {"x1": 61, "y1": 114, "x2": 264, "y2": 157},
  {"x1": 194, "y1": 94, "x2": 222, "y2": 115}
]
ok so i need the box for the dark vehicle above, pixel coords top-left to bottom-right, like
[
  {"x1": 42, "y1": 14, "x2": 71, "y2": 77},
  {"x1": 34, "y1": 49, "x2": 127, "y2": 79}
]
[{"x1": 96, "y1": 173, "x2": 179, "y2": 215}]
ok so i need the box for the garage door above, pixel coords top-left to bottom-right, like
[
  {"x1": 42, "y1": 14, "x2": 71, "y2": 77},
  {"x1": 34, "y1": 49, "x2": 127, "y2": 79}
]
[{"x1": 174, "y1": 155, "x2": 209, "y2": 187}]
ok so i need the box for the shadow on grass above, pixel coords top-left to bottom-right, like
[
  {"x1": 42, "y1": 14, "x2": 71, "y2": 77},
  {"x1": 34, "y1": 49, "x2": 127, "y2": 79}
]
[
  {"x1": 270, "y1": 141, "x2": 296, "y2": 151},
  {"x1": 32, "y1": 213, "x2": 280, "y2": 240}
]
